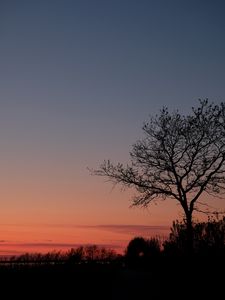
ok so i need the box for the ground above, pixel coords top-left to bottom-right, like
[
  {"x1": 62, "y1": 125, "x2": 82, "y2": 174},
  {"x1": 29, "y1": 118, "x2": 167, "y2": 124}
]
[{"x1": 0, "y1": 257, "x2": 223, "y2": 299}]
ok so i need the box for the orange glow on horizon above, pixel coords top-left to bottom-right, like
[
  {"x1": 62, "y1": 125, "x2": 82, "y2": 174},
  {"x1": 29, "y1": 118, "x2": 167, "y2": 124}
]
[
  {"x1": 0, "y1": 223, "x2": 170, "y2": 256},
  {"x1": 0, "y1": 157, "x2": 224, "y2": 257}
]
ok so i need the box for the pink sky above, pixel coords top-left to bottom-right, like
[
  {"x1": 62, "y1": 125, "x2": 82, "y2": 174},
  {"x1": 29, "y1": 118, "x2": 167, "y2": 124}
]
[
  {"x1": 0, "y1": 223, "x2": 170, "y2": 256},
  {"x1": 0, "y1": 145, "x2": 224, "y2": 256}
]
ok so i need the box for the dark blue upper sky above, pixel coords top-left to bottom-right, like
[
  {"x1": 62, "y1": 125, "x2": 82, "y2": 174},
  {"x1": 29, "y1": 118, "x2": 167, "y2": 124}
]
[{"x1": 0, "y1": 0, "x2": 225, "y2": 226}]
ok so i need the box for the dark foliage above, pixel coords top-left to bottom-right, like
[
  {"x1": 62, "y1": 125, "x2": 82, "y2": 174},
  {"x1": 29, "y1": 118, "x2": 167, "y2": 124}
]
[
  {"x1": 163, "y1": 216, "x2": 225, "y2": 256},
  {"x1": 125, "y1": 236, "x2": 161, "y2": 268},
  {"x1": 4, "y1": 245, "x2": 119, "y2": 264}
]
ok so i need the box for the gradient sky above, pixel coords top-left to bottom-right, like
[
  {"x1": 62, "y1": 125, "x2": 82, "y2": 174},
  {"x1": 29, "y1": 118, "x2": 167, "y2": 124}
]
[{"x1": 0, "y1": 0, "x2": 225, "y2": 254}]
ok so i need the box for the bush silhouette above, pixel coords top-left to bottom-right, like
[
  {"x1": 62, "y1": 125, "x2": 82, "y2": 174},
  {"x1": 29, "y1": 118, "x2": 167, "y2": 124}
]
[
  {"x1": 163, "y1": 216, "x2": 225, "y2": 256},
  {"x1": 125, "y1": 236, "x2": 161, "y2": 267}
]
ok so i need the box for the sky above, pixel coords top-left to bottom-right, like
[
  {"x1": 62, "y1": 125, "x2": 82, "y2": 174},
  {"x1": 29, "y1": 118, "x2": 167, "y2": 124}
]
[{"x1": 0, "y1": 0, "x2": 225, "y2": 255}]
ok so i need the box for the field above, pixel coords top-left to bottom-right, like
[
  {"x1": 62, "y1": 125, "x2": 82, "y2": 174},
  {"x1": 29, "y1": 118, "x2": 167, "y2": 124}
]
[{"x1": 0, "y1": 255, "x2": 223, "y2": 299}]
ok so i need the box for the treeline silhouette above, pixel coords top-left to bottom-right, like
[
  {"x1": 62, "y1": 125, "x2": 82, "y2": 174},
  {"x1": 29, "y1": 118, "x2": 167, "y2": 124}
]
[
  {"x1": 126, "y1": 216, "x2": 225, "y2": 264},
  {"x1": 164, "y1": 216, "x2": 225, "y2": 256},
  {"x1": 0, "y1": 245, "x2": 120, "y2": 265},
  {"x1": 124, "y1": 217, "x2": 224, "y2": 299},
  {"x1": 0, "y1": 217, "x2": 224, "y2": 299}
]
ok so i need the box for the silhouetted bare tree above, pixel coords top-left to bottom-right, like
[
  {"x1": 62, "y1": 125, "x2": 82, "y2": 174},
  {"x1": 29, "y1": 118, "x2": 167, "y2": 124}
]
[{"x1": 93, "y1": 100, "x2": 225, "y2": 253}]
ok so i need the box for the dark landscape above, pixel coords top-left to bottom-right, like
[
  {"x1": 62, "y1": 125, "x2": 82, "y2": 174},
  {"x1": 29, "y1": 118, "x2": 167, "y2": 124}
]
[
  {"x1": 0, "y1": 217, "x2": 224, "y2": 299},
  {"x1": 0, "y1": 252, "x2": 223, "y2": 299}
]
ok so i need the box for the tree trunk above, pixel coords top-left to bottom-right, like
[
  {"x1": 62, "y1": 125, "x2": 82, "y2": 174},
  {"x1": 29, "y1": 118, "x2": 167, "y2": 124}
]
[{"x1": 185, "y1": 211, "x2": 194, "y2": 255}]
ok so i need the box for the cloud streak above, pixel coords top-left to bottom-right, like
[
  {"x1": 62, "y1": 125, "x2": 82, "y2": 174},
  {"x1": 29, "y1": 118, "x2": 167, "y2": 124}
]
[{"x1": 95, "y1": 224, "x2": 169, "y2": 236}]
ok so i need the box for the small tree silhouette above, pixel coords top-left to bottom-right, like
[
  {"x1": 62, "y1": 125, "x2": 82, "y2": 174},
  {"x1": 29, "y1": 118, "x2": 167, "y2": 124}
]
[
  {"x1": 126, "y1": 237, "x2": 148, "y2": 258},
  {"x1": 126, "y1": 236, "x2": 161, "y2": 267}
]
